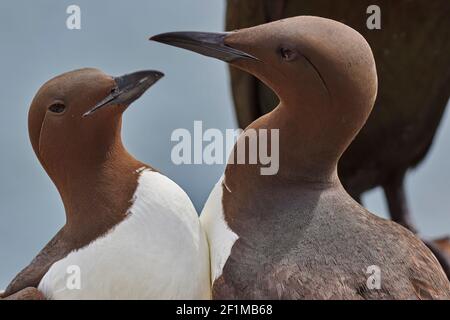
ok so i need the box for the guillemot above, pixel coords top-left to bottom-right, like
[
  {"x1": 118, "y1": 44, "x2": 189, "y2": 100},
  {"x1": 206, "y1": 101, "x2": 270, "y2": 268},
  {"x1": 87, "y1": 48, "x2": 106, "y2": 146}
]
[
  {"x1": 151, "y1": 16, "x2": 450, "y2": 299},
  {"x1": 225, "y1": 1, "x2": 450, "y2": 278},
  {"x1": 3, "y1": 68, "x2": 210, "y2": 299}
]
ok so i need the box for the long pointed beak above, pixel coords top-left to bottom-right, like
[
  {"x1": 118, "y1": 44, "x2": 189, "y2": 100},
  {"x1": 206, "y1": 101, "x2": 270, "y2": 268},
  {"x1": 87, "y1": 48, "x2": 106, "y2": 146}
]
[
  {"x1": 83, "y1": 70, "x2": 164, "y2": 117},
  {"x1": 150, "y1": 32, "x2": 258, "y2": 62}
]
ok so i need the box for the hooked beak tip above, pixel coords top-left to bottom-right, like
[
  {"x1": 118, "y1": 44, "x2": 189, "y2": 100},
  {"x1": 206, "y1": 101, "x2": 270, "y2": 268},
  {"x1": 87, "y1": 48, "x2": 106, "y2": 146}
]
[
  {"x1": 149, "y1": 34, "x2": 160, "y2": 42},
  {"x1": 152, "y1": 70, "x2": 165, "y2": 79}
]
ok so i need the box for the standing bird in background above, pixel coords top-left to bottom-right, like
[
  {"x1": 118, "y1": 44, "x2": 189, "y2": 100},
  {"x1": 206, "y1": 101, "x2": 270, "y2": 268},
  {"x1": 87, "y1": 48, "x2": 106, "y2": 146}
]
[
  {"x1": 1, "y1": 68, "x2": 210, "y2": 300},
  {"x1": 151, "y1": 16, "x2": 450, "y2": 299},
  {"x1": 225, "y1": 0, "x2": 450, "y2": 278}
]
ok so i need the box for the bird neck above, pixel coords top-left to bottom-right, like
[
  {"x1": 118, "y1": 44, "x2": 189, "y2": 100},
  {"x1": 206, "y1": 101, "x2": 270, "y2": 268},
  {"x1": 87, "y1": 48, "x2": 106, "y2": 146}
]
[
  {"x1": 56, "y1": 136, "x2": 145, "y2": 245},
  {"x1": 239, "y1": 103, "x2": 341, "y2": 186}
]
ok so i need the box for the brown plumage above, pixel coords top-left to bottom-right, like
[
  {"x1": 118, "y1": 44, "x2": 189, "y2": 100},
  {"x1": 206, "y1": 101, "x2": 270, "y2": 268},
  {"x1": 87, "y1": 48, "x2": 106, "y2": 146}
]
[
  {"x1": 1, "y1": 287, "x2": 45, "y2": 300},
  {"x1": 226, "y1": 0, "x2": 450, "y2": 277}
]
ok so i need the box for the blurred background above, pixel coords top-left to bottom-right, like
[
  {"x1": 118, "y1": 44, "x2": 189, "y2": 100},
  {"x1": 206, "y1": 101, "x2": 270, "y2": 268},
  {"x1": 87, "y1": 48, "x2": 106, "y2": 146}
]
[{"x1": 0, "y1": 0, "x2": 448, "y2": 289}]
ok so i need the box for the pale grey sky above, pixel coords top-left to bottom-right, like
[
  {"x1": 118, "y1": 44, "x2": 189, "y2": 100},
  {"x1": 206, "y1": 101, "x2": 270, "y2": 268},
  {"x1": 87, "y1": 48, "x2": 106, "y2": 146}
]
[{"x1": 0, "y1": 1, "x2": 449, "y2": 289}]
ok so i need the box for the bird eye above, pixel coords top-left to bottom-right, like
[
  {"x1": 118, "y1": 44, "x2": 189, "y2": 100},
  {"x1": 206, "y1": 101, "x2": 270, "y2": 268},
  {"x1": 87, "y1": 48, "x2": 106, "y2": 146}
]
[
  {"x1": 48, "y1": 103, "x2": 66, "y2": 114},
  {"x1": 279, "y1": 47, "x2": 297, "y2": 61}
]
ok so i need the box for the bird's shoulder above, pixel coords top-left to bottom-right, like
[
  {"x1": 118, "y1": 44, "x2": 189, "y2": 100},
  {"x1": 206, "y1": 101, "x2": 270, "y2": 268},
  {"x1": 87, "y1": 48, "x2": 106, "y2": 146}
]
[{"x1": 3, "y1": 227, "x2": 74, "y2": 297}]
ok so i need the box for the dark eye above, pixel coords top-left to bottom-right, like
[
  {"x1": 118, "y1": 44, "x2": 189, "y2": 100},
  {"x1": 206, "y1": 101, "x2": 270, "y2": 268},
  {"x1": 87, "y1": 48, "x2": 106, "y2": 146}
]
[
  {"x1": 279, "y1": 47, "x2": 297, "y2": 61},
  {"x1": 48, "y1": 103, "x2": 66, "y2": 114}
]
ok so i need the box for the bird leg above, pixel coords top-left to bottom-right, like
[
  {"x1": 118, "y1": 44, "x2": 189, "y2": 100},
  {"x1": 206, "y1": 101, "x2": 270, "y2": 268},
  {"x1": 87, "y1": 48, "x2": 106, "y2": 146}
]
[
  {"x1": 423, "y1": 239, "x2": 450, "y2": 280},
  {"x1": 383, "y1": 171, "x2": 418, "y2": 233},
  {"x1": 383, "y1": 171, "x2": 450, "y2": 279}
]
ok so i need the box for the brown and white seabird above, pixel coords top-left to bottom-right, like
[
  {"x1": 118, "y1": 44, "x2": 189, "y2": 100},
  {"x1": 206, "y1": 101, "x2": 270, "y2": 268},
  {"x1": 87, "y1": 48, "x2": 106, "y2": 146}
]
[
  {"x1": 2, "y1": 68, "x2": 210, "y2": 300},
  {"x1": 225, "y1": 0, "x2": 450, "y2": 277},
  {"x1": 151, "y1": 16, "x2": 450, "y2": 299}
]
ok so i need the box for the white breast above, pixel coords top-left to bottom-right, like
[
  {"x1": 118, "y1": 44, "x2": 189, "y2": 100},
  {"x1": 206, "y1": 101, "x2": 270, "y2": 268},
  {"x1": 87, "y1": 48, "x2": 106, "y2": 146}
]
[
  {"x1": 38, "y1": 170, "x2": 211, "y2": 300},
  {"x1": 200, "y1": 176, "x2": 239, "y2": 285}
]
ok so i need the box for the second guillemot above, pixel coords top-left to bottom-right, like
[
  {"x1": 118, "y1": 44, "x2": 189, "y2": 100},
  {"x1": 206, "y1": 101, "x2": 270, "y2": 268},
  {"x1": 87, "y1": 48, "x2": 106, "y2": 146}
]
[
  {"x1": 151, "y1": 16, "x2": 450, "y2": 299},
  {"x1": 3, "y1": 68, "x2": 210, "y2": 299}
]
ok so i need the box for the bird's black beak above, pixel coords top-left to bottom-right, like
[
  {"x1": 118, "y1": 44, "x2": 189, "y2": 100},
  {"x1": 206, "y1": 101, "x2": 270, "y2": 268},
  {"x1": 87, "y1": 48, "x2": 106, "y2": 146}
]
[
  {"x1": 83, "y1": 70, "x2": 164, "y2": 117},
  {"x1": 150, "y1": 32, "x2": 258, "y2": 63}
]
